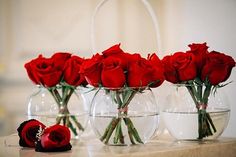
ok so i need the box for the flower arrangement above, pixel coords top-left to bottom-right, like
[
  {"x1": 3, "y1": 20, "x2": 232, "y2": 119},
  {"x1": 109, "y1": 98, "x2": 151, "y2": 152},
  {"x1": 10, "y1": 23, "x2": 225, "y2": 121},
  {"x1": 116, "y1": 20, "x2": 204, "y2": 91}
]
[
  {"x1": 24, "y1": 53, "x2": 87, "y2": 137},
  {"x1": 80, "y1": 44, "x2": 165, "y2": 144},
  {"x1": 23, "y1": 44, "x2": 164, "y2": 146},
  {"x1": 162, "y1": 43, "x2": 235, "y2": 139},
  {"x1": 22, "y1": 42, "x2": 235, "y2": 147}
]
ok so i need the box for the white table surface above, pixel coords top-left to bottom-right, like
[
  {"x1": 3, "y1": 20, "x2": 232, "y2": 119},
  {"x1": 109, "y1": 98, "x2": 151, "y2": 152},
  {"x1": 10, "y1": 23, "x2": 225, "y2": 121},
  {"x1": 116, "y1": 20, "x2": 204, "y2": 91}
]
[{"x1": 0, "y1": 134, "x2": 236, "y2": 157}]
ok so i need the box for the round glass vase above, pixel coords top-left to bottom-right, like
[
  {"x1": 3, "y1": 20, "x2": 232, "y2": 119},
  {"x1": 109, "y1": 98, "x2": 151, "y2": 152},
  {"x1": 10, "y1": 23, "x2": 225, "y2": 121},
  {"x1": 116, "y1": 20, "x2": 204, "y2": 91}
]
[
  {"x1": 162, "y1": 84, "x2": 230, "y2": 140},
  {"x1": 89, "y1": 87, "x2": 159, "y2": 146},
  {"x1": 27, "y1": 86, "x2": 89, "y2": 140}
]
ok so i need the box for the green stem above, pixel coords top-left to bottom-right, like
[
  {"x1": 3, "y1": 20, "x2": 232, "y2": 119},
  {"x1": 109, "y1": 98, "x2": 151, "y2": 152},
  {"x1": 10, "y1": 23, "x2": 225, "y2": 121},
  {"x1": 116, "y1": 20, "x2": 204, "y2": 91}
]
[
  {"x1": 71, "y1": 115, "x2": 85, "y2": 131},
  {"x1": 100, "y1": 118, "x2": 115, "y2": 142},
  {"x1": 48, "y1": 88, "x2": 62, "y2": 106},
  {"x1": 191, "y1": 85, "x2": 200, "y2": 102},
  {"x1": 121, "y1": 91, "x2": 137, "y2": 108},
  {"x1": 115, "y1": 92, "x2": 122, "y2": 109},
  {"x1": 203, "y1": 85, "x2": 212, "y2": 104},
  {"x1": 119, "y1": 122, "x2": 124, "y2": 144},
  {"x1": 206, "y1": 112, "x2": 217, "y2": 132},
  {"x1": 114, "y1": 118, "x2": 122, "y2": 144},
  {"x1": 126, "y1": 118, "x2": 143, "y2": 144},
  {"x1": 68, "y1": 120, "x2": 78, "y2": 136},
  {"x1": 186, "y1": 86, "x2": 199, "y2": 107},
  {"x1": 198, "y1": 110, "x2": 203, "y2": 139},
  {"x1": 205, "y1": 115, "x2": 213, "y2": 136},
  {"x1": 64, "y1": 88, "x2": 74, "y2": 105},
  {"x1": 104, "y1": 118, "x2": 120, "y2": 144},
  {"x1": 123, "y1": 118, "x2": 135, "y2": 144},
  {"x1": 197, "y1": 85, "x2": 203, "y2": 102},
  {"x1": 65, "y1": 115, "x2": 70, "y2": 128}
]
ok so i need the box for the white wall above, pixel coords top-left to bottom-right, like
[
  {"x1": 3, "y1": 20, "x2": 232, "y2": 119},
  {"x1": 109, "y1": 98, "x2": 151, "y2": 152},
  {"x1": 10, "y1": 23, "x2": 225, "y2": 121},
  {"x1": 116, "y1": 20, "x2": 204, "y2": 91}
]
[{"x1": 0, "y1": 0, "x2": 235, "y2": 137}]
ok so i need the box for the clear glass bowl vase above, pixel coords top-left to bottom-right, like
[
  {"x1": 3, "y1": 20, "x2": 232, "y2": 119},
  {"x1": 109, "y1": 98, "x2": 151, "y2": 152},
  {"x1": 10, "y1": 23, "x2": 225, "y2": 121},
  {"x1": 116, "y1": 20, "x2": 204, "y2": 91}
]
[
  {"x1": 27, "y1": 86, "x2": 89, "y2": 140},
  {"x1": 89, "y1": 87, "x2": 159, "y2": 145},
  {"x1": 162, "y1": 84, "x2": 230, "y2": 140}
]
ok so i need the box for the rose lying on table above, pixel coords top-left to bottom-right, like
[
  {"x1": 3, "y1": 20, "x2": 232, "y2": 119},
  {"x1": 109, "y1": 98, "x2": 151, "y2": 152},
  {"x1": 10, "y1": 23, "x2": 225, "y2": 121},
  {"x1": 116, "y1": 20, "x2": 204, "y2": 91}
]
[{"x1": 17, "y1": 119, "x2": 72, "y2": 152}]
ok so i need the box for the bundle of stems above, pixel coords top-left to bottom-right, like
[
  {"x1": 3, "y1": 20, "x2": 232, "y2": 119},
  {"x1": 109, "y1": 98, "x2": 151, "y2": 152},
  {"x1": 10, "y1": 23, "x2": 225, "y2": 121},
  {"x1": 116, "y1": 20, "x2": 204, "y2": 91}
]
[
  {"x1": 185, "y1": 80, "x2": 216, "y2": 139},
  {"x1": 100, "y1": 88, "x2": 144, "y2": 145},
  {"x1": 48, "y1": 85, "x2": 84, "y2": 137}
]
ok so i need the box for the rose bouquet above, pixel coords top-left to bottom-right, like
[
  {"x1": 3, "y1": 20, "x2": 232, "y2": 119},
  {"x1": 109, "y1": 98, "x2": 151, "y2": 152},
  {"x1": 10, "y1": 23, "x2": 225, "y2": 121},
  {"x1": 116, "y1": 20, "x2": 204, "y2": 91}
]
[
  {"x1": 162, "y1": 43, "x2": 235, "y2": 139},
  {"x1": 24, "y1": 53, "x2": 87, "y2": 137},
  {"x1": 80, "y1": 44, "x2": 164, "y2": 145}
]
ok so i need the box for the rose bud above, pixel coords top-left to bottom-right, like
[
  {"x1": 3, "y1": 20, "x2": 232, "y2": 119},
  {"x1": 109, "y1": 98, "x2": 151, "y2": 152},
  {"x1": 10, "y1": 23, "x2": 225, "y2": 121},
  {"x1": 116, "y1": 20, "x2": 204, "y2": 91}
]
[
  {"x1": 201, "y1": 51, "x2": 235, "y2": 85},
  {"x1": 24, "y1": 54, "x2": 63, "y2": 87},
  {"x1": 63, "y1": 56, "x2": 87, "y2": 87},
  {"x1": 17, "y1": 119, "x2": 46, "y2": 148},
  {"x1": 101, "y1": 57, "x2": 126, "y2": 88},
  {"x1": 35, "y1": 125, "x2": 72, "y2": 152}
]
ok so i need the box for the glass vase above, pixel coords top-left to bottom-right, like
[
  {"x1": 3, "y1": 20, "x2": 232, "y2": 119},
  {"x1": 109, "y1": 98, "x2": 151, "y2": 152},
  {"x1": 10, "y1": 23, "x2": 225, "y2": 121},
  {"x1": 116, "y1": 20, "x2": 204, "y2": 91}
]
[
  {"x1": 163, "y1": 84, "x2": 230, "y2": 140},
  {"x1": 89, "y1": 87, "x2": 159, "y2": 145},
  {"x1": 27, "y1": 86, "x2": 89, "y2": 140}
]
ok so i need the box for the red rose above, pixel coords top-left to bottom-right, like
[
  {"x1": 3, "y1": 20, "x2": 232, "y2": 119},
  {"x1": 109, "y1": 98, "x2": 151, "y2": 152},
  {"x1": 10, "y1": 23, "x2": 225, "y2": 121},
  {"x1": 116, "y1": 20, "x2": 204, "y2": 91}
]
[
  {"x1": 147, "y1": 53, "x2": 165, "y2": 87},
  {"x1": 101, "y1": 57, "x2": 126, "y2": 88},
  {"x1": 102, "y1": 43, "x2": 130, "y2": 69},
  {"x1": 63, "y1": 56, "x2": 87, "y2": 86},
  {"x1": 24, "y1": 55, "x2": 63, "y2": 87},
  {"x1": 80, "y1": 53, "x2": 103, "y2": 87},
  {"x1": 51, "y1": 52, "x2": 72, "y2": 70},
  {"x1": 35, "y1": 124, "x2": 72, "y2": 152},
  {"x1": 201, "y1": 51, "x2": 235, "y2": 85},
  {"x1": 171, "y1": 52, "x2": 197, "y2": 81},
  {"x1": 162, "y1": 55, "x2": 179, "y2": 83},
  {"x1": 127, "y1": 58, "x2": 164, "y2": 88},
  {"x1": 126, "y1": 53, "x2": 142, "y2": 63},
  {"x1": 187, "y1": 43, "x2": 209, "y2": 71},
  {"x1": 162, "y1": 52, "x2": 197, "y2": 83},
  {"x1": 17, "y1": 119, "x2": 46, "y2": 147},
  {"x1": 24, "y1": 55, "x2": 42, "y2": 85},
  {"x1": 102, "y1": 43, "x2": 124, "y2": 57},
  {"x1": 148, "y1": 53, "x2": 162, "y2": 65}
]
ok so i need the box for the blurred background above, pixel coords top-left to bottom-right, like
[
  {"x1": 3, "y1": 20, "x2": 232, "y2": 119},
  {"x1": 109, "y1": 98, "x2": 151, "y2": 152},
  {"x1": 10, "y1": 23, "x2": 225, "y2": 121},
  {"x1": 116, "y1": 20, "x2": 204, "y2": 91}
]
[{"x1": 0, "y1": 0, "x2": 235, "y2": 137}]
